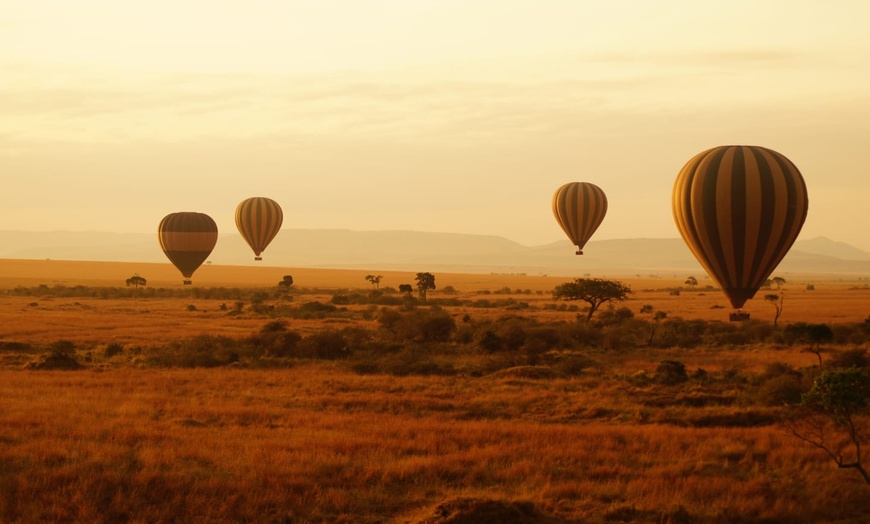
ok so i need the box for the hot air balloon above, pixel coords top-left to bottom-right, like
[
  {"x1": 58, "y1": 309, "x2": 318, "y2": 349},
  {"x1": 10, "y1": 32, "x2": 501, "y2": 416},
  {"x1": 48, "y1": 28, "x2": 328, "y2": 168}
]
[
  {"x1": 158, "y1": 212, "x2": 218, "y2": 285},
  {"x1": 235, "y1": 197, "x2": 283, "y2": 261},
  {"x1": 672, "y1": 145, "x2": 808, "y2": 313},
  {"x1": 552, "y1": 182, "x2": 608, "y2": 255}
]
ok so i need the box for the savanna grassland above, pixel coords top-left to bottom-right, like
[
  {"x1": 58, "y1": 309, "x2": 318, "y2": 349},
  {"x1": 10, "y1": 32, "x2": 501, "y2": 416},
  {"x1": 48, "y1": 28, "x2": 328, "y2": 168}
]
[{"x1": 1, "y1": 259, "x2": 869, "y2": 523}]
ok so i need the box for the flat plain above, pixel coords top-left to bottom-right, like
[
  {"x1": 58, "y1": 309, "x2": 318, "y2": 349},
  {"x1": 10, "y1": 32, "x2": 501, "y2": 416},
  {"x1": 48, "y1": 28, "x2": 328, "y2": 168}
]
[{"x1": 0, "y1": 258, "x2": 869, "y2": 523}]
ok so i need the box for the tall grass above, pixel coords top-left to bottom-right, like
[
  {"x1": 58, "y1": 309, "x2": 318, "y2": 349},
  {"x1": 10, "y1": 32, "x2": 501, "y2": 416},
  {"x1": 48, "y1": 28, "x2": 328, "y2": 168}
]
[{"x1": 0, "y1": 367, "x2": 867, "y2": 523}]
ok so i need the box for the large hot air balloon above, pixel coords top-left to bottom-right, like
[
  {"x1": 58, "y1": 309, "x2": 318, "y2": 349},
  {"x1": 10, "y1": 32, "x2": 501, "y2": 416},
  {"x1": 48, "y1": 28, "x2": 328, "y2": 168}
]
[
  {"x1": 235, "y1": 197, "x2": 283, "y2": 261},
  {"x1": 552, "y1": 182, "x2": 608, "y2": 255},
  {"x1": 158, "y1": 212, "x2": 218, "y2": 285},
  {"x1": 672, "y1": 145, "x2": 808, "y2": 312}
]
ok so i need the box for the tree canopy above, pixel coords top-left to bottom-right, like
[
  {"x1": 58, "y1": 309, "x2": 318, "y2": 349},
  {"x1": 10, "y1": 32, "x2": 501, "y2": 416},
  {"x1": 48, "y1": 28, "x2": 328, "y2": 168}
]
[
  {"x1": 126, "y1": 275, "x2": 146, "y2": 289},
  {"x1": 278, "y1": 275, "x2": 294, "y2": 290},
  {"x1": 415, "y1": 272, "x2": 436, "y2": 301},
  {"x1": 365, "y1": 275, "x2": 383, "y2": 290},
  {"x1": 787, "y1": 368, "x2": 870, "y2": 484},
  {"x1": 553, "y1": 277, "x2": 632, "y2": 321}
]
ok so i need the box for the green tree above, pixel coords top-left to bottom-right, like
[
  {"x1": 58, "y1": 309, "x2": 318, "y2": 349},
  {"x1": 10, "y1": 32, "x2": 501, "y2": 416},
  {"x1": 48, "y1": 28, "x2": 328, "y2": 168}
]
[
  {"x1": 553, "y1": 277, "x2": 632, "y2": 321},
  {"x1": 765, "y1": 293, "x2": 784, "y2": 327},
  {"x1": 365, "y1": 274, "x2": 383, "y2": 290},
  {"x1": 415, "y1": 272, "x2": 436, "y2": 301},
  {"x1": 785, "y1": 369, "x2": 870, "y2": 485}
]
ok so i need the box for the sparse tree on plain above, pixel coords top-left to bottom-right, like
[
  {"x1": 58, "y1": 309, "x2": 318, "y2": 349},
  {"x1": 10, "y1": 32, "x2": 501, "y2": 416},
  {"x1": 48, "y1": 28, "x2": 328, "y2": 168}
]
[
  {"x1": 684, "y1": 276, "x2": 698, "y2": 290},
  {"x1": 772, "y1": 276, "x2": 787, "y2": 290},
  {"x1": 126, "y1": 274, "x2": 147, "y2": 289},
  {"x1": 765, "y1": 293, "x2": 785, "y2": 327},
  {"x1": 398, "y1": 284, "x2": 413, "y2": 296},
  {"x1": 553, "y1": 277, "x2": 632, "y2": 321},
  {"x1": 415, "y1": 272, "x2": 436, "y2": 301},
  {"x1": 640, "y1": 304, "x2": 667, "y2": 346},
  {"x1": 365, "y1": 274, "x2": 383, "y2": 290}
]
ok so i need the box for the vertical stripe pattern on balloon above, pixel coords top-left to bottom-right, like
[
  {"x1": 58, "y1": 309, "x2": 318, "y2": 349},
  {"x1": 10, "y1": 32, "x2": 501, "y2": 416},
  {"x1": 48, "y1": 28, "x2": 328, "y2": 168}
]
[
  {"x1": 235, "y1": 197, "x2": 283, "y2": 259},
  {"x1": 552, "y1": 182, "x2": 608, "y2": 255},
  {"x1": 672, "y1": 145, "x2": 808, "y2": 309}
]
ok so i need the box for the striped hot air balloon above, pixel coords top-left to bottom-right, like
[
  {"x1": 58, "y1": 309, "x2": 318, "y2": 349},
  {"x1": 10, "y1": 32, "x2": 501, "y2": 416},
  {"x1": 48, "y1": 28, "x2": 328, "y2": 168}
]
[
  {"x1": 672, "y1": 145, "x2": 808, "y2": 310},
  {"x1": 552, "y1": 182, "x2": 608, "y2": 255},
  {"x1": 235, "y1": 197, "x2": 283, "y2": 261},
  {"x1": 158, "y1": 212, "x2": 218, "y2": 285}
]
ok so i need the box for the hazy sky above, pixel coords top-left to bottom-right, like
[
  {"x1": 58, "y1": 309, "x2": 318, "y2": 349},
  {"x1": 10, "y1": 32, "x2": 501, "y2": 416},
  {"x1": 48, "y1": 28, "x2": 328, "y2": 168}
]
[{"x1": 3, "y1": 0, "x2": 870, "y2": 249}]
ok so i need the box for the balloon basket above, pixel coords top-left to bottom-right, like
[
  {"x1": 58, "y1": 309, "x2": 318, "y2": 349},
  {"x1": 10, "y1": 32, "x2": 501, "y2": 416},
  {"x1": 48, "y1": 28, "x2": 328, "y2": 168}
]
[
  {"x1": 729, "y1": 311, "x2": 750, "y2": 322},
  {"x1": 255, "y1": 256, "x2": 262, "y2": 261},
  {"x1": 183, "y1": 280, "x2": 192, "y2": 286}
]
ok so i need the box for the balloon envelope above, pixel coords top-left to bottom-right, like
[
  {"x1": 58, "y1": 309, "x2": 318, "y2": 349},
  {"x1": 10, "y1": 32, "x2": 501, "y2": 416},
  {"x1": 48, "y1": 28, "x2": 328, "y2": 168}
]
[
  {"x1": 235, "y1": 197, "x2": 283, "y2": 260},
  {"x1": 672, "y1": 145, "x2": 808, "y2": 309},
  {"x1": 158, "y1": 212, "x2": 218, "y2": 283},
  {"x1": 552, "y1": 182, "x2": 608, "y2": 255}
]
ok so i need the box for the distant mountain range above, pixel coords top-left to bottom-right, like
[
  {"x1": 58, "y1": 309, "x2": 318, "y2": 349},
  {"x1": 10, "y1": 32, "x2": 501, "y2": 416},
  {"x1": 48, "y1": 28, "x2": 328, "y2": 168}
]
[{"x1": 0, "y1": 230, "x2": 869, "y2": 277}]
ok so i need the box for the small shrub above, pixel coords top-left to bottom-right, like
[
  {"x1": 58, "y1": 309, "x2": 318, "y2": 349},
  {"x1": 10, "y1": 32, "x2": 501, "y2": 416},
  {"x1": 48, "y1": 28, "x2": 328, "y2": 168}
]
[
  {"x1": 29, "y1": 340, "x2": 81, "y2": 370},
  {"x1": 103, "y1": 343, "x2": 124, "y2": 358},
  {"x1": 828, "y1": 348, "x2": 869, "y2": 370},
  {"x1": 297, "y1": 330, "x2": 350, "y2": 359},
  {"x1": 654, "y1": 360, "x2": 688, "y2": 385},
  {"x1": 755, "y1": 374, "x2": 806, "y2": 405}
]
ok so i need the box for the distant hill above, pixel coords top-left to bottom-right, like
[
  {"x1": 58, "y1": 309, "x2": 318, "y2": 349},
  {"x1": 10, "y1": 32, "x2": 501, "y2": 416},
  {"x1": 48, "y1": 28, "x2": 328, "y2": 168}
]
[{"x1": 1, "y1": 229, "x2": 868, "y2": 277}]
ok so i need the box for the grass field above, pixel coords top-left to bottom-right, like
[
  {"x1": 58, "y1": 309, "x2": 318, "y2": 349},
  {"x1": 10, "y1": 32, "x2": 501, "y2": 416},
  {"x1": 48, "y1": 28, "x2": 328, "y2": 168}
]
[{"x1": 0, "y1": 258, "x2": 868, "y2": 523}]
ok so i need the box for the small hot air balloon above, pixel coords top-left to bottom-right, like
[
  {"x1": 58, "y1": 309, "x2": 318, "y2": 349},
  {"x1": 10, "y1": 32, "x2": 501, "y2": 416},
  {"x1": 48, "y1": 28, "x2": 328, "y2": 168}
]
[
  {"x1": 158, "y1": 212, "x2": 218, "y2": 285},
  {"x1": 672, "y1": 145, "x2": 808, "y2": 313},
  {"x1": 552, "y1": 182, "x2": 608, "y2": 255},
  {"x1": 235, "y1": 197, "x2": 283, "y2": 261}
]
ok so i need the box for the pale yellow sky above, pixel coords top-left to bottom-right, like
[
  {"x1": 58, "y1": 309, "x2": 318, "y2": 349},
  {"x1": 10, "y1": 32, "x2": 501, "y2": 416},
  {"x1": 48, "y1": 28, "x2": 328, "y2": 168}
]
[{"x1": 3, "y1": 0, "x2": 870, "y2": 250}]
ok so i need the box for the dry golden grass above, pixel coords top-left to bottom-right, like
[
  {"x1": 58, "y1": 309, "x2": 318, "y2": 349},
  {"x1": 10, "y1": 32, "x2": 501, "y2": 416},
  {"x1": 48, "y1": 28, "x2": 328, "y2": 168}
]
[
  {"x1": 1, "y1": 258, "x2": 867, "y2": 348},
  {"x1": 0, "y1": 366, "x2": 867, "y2": 523},
  {"x1": 1, "y1": 258, "x2": 869, "y2": 522}
]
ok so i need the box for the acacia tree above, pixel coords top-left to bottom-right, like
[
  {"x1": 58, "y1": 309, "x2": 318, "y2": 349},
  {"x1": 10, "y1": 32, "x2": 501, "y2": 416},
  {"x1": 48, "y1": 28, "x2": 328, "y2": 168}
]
[
  {"x1": 784, "y1": 369, "x2": 870, "y2": 485},
  {"x1": 765, "y1": 293, "x2": 785, "y2": 327},
  {"x1": 553, "y1": 277, "x2": 632, "y2": 321},
  {"x1": 785, "y1": 322, "x2": 834, "y2": 367},
  {"x1": 398, "y1": 284, "x2": 413, "y2": 296},
  {"x1": 415, "y1": 272, "x2": 436, "y2": 301},
  {"x1": 684, "y1": 276, "x2": 698, "y2": 290},
  {"x1": 125, "y1": 275, "x2": 147, "y2": 289},
  {"x1": 772, "y1": 276, "x2": 787, "y2": 290},
  {"x1": 365, "y1": 274, "x2": 383, "y2": 290}
]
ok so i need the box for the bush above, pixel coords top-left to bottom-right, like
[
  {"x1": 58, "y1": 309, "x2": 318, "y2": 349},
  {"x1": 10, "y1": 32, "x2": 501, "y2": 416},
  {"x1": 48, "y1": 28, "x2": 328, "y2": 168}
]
[
  {"x1": 654, "y1": 360, "x2": 688, "y2": 385},
  {"x1": 828, "y1": 348, "x2": 870, "y2": 370},
  {"x1": 657, "y1": 319, "x2": 706, "y2": 348},
  {"x1": 476, "y1": 329, "x2": 502, "y2": 353},
  {"x1": 755, "y1": 374, "x2": 806, "y2": 405},
  {"x1": 29, "y1": 340, "x2": 82, "y2": 370},
  {"x1": 249, "y1": 323, "x2": 303, "y2": 358},
  {"x1": 379, "y1": 307, "x2": 456, "y2": 343},
  {"x1": 103, "y1": 342, "x2": 124, "y2": 358},
  {"x1": 297, "y1": 330, "x2": 350, "y2": 359},
  {"x1": 148, "y1": 336, "x2": 245, "y2": 367}
]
